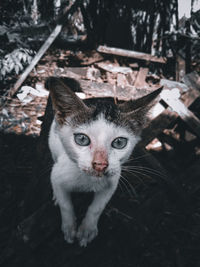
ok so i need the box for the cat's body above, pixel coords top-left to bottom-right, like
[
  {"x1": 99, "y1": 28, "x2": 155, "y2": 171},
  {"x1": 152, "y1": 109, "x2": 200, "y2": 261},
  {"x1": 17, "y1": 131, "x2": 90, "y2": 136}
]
[{"x1": 47, "y1": 77, "x2": 161, "y2": 247}]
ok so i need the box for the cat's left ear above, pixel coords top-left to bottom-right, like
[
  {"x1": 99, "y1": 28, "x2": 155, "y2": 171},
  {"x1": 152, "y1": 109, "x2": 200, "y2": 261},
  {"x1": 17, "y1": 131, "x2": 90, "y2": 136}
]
[
  {"x1": 45, "y1": 77, "x2": 90, "y2": 124},
  {"x1": 119, "y1": 86, "x2": 163, "y2": 129}
]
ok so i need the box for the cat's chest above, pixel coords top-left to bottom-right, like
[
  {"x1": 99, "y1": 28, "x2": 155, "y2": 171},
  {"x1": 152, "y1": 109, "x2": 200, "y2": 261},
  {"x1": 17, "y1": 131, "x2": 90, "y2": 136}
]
[
  {"x1": 73, "y1": 175, "x2": 110, "y2": 192},
  {"x1": 75, "y1": 170, "x2": 113, "y2": 192},
  {"x1": 53, "y1": 155, "x2": 111, "y2": 193}
]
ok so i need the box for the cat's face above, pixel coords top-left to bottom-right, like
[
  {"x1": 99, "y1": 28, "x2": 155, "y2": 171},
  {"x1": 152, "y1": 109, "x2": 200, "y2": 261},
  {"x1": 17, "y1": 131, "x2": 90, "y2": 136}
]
[
  {"x1": 46, "y1": 77, "x2": 162, "y2": 178},
  {"x1": 58, "y1": 113, "x2": 140, "y2": 177}
]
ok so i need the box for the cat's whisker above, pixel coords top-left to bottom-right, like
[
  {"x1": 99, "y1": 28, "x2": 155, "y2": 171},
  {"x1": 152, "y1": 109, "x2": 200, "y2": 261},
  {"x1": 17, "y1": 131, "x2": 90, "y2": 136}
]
[
  {"x1": 119, "y1": 179, "x2": 131, "y2": 197},
  {"x1": 123, "y1": 164, "x2": 163, "y2": 174},
  {"x1": 123, "y1": 165, "x2": 165, "y2": 178},
  {"x1": 122, "y1": 167, "x2": 152, "y2": 180},
  {"x1": 122, "y1": 167, "x2": 145, "y2": 184},
  {"x1": 120, "y1": 174, "x2": 138, "y2": 198},
  {"x1": 118, "y1": 180, "x2": 125, "y2": 194},
  {"x1": 119, "y1": 175, "x2": 132, "y2": 197},
  {"x1": 126, "y1": 153, "x2": 151, "y2": 163}
]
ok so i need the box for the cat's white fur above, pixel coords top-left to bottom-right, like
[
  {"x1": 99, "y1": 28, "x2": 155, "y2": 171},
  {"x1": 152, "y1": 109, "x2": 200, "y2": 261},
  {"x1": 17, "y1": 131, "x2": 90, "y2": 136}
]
[{"x1": 49, "y1": 114, "x2": 140, "y2": 247}]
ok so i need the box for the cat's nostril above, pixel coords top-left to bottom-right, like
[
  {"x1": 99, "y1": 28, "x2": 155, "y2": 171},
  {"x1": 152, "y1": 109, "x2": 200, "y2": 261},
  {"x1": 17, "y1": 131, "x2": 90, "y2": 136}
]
[{"x1": 92, "y1": 161, "x2": 108, "y2": 172}]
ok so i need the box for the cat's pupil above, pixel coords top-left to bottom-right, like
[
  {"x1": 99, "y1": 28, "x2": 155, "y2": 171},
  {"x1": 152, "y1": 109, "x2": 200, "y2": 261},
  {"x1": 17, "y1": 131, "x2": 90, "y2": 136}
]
[
  {"x1": 74, "y1": 133, "x2": 90, "y2": 146},
  {"x1": 117, "y1": 139, "x2": 121, "y2": 145},
  {"x1": 111, "y1": 137, "x2": 127, "y2": 149}
]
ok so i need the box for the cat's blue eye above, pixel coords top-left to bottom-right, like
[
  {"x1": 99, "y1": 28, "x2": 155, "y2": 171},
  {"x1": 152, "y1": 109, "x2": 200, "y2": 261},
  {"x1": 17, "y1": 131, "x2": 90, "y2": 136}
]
[
  {"x1": 111, "y1": 137, "x2": 128, "y2": 149},
  {"x1": 74, "y1": 133, "x2": 90, "y2": 146}
]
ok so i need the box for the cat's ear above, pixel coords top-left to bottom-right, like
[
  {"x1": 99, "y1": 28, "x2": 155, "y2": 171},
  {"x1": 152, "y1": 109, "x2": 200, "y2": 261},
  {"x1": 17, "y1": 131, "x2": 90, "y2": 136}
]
[
  {"x1": 119, "y1": 86, "x2": 162, "y2": 113},
  {"x1": 45, "y1": 77, "x2": 90, "y2": 124},
  {"x1": 119, "y1": 86, "x2": 163, "y2": 131}
]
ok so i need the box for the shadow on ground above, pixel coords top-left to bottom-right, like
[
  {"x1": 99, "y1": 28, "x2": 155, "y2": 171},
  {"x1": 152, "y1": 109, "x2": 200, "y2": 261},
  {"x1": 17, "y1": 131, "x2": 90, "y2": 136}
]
[{"x1": 0, "y1": 131, "x2": 200, "y2": 267}]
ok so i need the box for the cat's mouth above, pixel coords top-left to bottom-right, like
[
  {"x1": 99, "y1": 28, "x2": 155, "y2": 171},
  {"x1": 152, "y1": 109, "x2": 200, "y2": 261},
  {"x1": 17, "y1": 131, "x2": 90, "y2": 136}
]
[{"x1": 82, "y1": 168, "x2": 109, "y2": 178}]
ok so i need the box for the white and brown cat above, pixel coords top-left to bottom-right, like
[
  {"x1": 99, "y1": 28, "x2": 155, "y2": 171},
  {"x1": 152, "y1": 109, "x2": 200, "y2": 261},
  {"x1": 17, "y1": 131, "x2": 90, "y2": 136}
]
[{"x1": 46, "y1": 77, "x2": 162, "y2": 247}]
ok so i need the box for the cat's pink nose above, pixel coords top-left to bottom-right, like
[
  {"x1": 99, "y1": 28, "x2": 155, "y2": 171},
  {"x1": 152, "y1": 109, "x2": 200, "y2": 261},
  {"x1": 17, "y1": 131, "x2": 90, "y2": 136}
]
[
  {"x1": 92, "y1": 150, "x2": 108, "y2": 173},
  {"x1": 92, "y1": 161, "x2": 108, "y2": 172}
]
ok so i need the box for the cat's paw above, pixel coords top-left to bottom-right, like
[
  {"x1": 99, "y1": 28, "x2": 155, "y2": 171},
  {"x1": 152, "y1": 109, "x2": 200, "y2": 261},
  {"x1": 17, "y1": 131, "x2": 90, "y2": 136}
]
[
  {"x1": 62, "y1": 223, "x2": 76, "y2": 244},
  {"x1": 77, "y1": 223, "x2": 98, "y2": 247}
]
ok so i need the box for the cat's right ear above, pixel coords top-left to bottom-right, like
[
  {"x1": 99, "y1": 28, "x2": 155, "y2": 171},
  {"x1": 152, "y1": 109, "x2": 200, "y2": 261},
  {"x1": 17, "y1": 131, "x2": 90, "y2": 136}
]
[{"x1": 45, "y1": 77, "x2": 90, "y2": 125}]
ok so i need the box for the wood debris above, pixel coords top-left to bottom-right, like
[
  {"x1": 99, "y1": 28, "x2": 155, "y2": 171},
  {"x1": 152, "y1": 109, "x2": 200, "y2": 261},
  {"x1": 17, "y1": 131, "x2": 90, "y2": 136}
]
[
  {"x1": 0, "y1": 83, "x2": 48, "y2": 135},
  {"x1": 97, "y1": 45, "x2": 167, "y2": 64},
  {"x1": 1, "y1": 44, "x2": 200, "y2": 142},
  {"x1": 134, "y1": 67, "x2": 149, "y2": 88}
]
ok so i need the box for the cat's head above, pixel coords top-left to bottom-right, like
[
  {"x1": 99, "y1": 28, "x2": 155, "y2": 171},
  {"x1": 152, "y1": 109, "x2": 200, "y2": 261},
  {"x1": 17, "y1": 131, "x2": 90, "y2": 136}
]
[{"x1": 46, "y1": 77, "x2": 162, "y2": 178}]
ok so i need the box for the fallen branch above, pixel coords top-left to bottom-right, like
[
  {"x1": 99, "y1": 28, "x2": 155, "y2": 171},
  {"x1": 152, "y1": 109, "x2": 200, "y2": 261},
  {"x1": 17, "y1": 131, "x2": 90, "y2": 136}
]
[
  {"x1": 10, "y1": 24, "x2": 62, "y2": 98},
  {"x1": 9, "y1": 0, "x2": 82, "y2": 98},
  {"x1": 97, "y1": 45, "x2": 166, "y2": 64}
]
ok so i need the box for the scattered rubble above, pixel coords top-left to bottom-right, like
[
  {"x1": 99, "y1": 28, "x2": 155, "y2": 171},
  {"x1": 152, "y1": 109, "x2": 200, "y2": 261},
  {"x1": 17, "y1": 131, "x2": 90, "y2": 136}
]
[{"x1": 0, "y1": 46, "x2": 200, "y2": 140}]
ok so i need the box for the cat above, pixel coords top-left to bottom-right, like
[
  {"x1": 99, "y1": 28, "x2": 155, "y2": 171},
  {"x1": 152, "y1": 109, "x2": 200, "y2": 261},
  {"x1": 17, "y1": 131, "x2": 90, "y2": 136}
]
[{"x1": 46, "y1": 77, "x2": 162, "y2": 247}]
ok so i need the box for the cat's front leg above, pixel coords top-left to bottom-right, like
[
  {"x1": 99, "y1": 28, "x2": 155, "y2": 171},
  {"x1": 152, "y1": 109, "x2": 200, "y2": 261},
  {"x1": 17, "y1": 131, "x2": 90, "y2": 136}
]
[
  {"x1": 51, "y1": 168, "x2": 76, "y2": 243},
  {"x1": 59, "y1": 193, "x2": 76, "y2": 244},
  {"x1": 77, "y1": 179, "x2": 118, "y2": 247}
]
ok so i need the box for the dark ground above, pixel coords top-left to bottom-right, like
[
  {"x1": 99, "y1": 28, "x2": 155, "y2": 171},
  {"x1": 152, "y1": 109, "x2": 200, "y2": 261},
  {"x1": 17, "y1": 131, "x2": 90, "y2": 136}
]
[{"x1": 1, "y1": 115, "x2": 200, "y2": 267}]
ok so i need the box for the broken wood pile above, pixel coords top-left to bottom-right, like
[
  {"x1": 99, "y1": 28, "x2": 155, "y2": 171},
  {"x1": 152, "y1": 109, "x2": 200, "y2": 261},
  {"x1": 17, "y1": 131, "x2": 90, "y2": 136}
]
[{"x1": 1, "y1": 45, "x2": 200, "y2": 139}]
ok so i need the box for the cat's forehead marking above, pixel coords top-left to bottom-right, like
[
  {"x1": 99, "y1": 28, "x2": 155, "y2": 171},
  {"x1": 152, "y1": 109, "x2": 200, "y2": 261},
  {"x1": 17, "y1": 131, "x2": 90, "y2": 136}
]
[
  {"x1": 75, "y1": 114, "x2": 129, "y2": 141},
  {"x1": 68, "y1": 98, "x2": 120, "y2": 127}
]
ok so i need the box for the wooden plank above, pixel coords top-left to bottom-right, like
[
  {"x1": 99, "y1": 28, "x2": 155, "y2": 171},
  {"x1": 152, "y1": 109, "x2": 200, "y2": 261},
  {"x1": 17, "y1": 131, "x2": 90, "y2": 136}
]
[
  {"x1": 116, "y1": 73, "x2": 129, "y2": 87},
  {"x1": 181, "y1": 72, "x2": 200, "y2": 107},
  {"x1": 160, "y1": 76, "x2": 200, "y2": 108},
  {"x1": 95, "y1": 62, "x2": 132, "y2": 74},
  {"x1": 161, "y1": 90, "x2": 200, "y2": 139},
  {"x1": 138, "y1": 78, "x2": 200, "y2": 147},
  {"x1": 134, "y1": 67, "x2": 149, "y2": 88},
  {"x1": 160, "y1": 79, "x2": 189, "y2": 93},
  {"x1": 176, "y1": 54, "x2": 186, "y2": 82},
  {"x1": 66, "y1": 67, "x2": 89, "y2": 77},
  {"x1": 80, "y1": 80, "x2": 135, "y2": 100},
  {"x1": 181, "y1": 87, "x2": 200, "y2": 107},
  {"x1": 97, "y1": 45, "x2": 166, "y2": 64},
  {"x1": 65, "y1": 67, "x2": 101, "y2": 80},
  {"x1": 139, "y1": 109, "x2": 178, "y2": 147},
  {"x1": 80, "y1": 80, "x2": 160, "y2": 101},
  {"x1": 126, "y1": 71, "x2": 137, "y2": 86},
  {"x1": 183, "y1": 71, "x2": 200, "y2": 91},
  {"x1": 54, "y1": 72, "x2": 141, "y2": 100}
]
